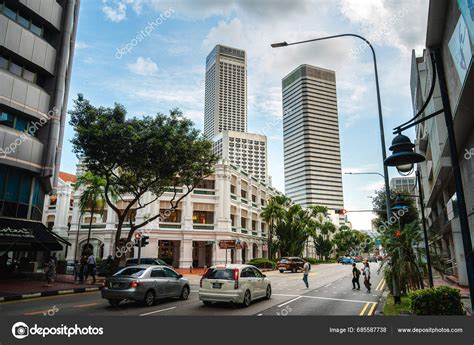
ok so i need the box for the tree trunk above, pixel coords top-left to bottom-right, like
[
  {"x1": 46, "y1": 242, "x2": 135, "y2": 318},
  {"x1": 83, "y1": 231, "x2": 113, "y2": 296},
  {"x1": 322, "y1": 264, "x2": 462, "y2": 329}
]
[
  {"x1": 86, "y1": 204, "x2": 95, "y2": 245},
  {"x1": 268, "y1": 218, "x2": 273, "y2": 260}
]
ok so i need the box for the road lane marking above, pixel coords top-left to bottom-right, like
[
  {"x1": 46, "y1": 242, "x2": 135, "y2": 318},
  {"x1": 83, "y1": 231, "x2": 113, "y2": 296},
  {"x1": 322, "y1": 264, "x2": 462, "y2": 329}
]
[
  {"x1": 273, "y1": 293, "x2": 374, "y2": 304},
  {"x1": 139, "y1": 306, "x2": 176, "y2": 316},
  {"x1": 277, "y1": 296, "x2": 302, "y2": 307},
  {"x1": 379, "y1": 280, "x2": 386, "y2": 291},
  {"x1": 1, "y1": 291, "x2": 99, "y2": 305},
  {"x1": 375, "y1": 278, "x2": 385, "y2": 291},
  {"x1": 74, "y1": 303, "x2": 98, "y2": 308},
  {"x1": 24, "y1": 310, "x2": 49, "y2": 316},
  {"x1": 368, "y1": 303, "x2": 377, "y2": 316},
  {"x1": 359, "y1": 303, "x2": 370, "y2": 316}
]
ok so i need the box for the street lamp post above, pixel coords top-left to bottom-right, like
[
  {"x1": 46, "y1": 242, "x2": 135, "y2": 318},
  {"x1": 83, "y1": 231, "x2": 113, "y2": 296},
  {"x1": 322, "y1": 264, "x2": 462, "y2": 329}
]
[
  {"x1": 272, "y1": 33, "x2": 397, "y2": 301},
  {"x1": 385, "y1": 49, "x2": 474, "y2": 309},
  {"x1": 345, "y1": 172, "x2": 385, "y2": 179}
]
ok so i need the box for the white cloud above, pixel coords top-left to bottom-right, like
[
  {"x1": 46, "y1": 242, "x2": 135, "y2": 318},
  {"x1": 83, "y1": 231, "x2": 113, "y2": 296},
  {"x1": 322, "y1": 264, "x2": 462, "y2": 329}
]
[
  {"x1": 102, "y1": 1, "x2": 127, "y2": 22},
  {"x1": 127, "y1": 57, "x2": 159, "y2": 76},
  {"x1": 75, "y1": 41, "x2": 90, "y2": 50}
]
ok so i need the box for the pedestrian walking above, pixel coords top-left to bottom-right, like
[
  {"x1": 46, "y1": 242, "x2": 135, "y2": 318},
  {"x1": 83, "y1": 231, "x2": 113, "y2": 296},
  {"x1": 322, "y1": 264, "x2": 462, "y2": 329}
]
[
  {"x1": 84, "y1": 253, "x2": 97, "y2": 284},
  {"x1": 362, "y1": 262, "x2": 371, "y2": 293},
  {"x1": 105, "y1": 255, "x2": 114, "y2": 277},
  {"x1": 43, "y1": 256, "x2": 56, "y2": 287},
  {"x1": 302, "y1": 260, "x2": 310, "y2": 288},
  {"x1": 351, "y1": 263, "x2": 361, "y2": 290}
]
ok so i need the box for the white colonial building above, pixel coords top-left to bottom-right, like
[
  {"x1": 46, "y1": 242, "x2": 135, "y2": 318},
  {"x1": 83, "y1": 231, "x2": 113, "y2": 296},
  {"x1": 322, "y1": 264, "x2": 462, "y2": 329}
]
[{"x1": 59, "y1": 160, "x2": 280, "y2": 268}]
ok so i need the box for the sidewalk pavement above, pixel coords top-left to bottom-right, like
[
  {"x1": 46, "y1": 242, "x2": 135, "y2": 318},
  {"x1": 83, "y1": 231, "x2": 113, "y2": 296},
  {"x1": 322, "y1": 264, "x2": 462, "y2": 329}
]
[
  {"x1": 0, "y1": 274, "x2": 103, "y2": 302},
  {"x1": 175, "y1": 268, "x2": 206, "y2": 276}
]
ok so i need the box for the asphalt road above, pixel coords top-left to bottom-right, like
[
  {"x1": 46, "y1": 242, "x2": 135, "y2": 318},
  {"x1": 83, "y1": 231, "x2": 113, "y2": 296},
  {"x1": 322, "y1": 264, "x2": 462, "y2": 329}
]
[{"x1": 0, "y1": 263, "x2": 385, "y2": 317}]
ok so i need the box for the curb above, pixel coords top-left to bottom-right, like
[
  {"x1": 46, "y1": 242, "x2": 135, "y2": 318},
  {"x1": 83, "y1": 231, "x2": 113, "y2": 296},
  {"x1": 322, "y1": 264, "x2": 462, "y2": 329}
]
[
  {"x1": 374, "y1": 289, "x2": 389, "y2": 316},
  {"x1": 0, "y1": 286, "x2": 102, "y2": 303}
]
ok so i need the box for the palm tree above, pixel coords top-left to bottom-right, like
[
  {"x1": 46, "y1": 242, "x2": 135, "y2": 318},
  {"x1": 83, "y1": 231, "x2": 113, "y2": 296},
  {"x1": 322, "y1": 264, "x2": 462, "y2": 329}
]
[
  {"x1": 74, "y1": 171, "x2": 108, "y2": 252},
  {"x1": 260, "y1": 197, "x2": 286, "y2": 259},
  {"x1": 274, "y1": 204, "x2": 310, "y2": 257}
]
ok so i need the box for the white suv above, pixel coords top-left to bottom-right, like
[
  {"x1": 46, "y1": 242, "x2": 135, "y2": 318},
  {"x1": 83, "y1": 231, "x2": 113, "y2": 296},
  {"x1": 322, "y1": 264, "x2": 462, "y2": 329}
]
[{"x1": 199, "y1": 264, "x2": 271, "y2": 307}]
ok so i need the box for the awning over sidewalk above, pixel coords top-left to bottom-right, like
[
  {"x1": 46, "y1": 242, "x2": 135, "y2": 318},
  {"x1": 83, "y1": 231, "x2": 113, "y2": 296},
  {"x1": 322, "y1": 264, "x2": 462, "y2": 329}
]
[{"x1": 0, "y1": 218, "x2": 70, "y2": 252}]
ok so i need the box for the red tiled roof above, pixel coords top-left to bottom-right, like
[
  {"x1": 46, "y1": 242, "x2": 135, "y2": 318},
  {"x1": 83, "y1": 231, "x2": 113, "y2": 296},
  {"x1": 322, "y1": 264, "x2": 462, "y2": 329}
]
[{"x1": 59, "y1": 171, "x2": 77, "y2": 183}]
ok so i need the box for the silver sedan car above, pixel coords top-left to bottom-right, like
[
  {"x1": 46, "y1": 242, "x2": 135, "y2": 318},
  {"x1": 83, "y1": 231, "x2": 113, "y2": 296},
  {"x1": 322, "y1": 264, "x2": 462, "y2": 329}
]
[{"x1": 101, "y1": 265, "x2": 190, "y2": 307}]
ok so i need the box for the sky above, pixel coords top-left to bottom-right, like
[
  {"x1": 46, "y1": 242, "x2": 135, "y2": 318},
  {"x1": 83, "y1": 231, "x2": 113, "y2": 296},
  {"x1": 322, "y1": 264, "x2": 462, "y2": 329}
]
[{"x1": 62, "y1": 0, "x2": 430, "y2": 230}]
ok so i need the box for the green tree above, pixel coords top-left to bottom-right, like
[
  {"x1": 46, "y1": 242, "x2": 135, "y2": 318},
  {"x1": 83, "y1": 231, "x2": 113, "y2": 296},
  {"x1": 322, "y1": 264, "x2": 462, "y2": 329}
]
[
  {"x1": 74, "y1": 171, "x2": 106, "y2": 250},
  {"x1": 372, "y1": 187, "x2": 425, "y2": 294},
  {"x1": 260, "y1": 195, "x2": 290, "y2": 259},
  {"x1": 69, "y1": 95, "x2": 218, "y2": 267},
  {"x1": 273, "y1": 204, "x2": 310, "y2": 257}
]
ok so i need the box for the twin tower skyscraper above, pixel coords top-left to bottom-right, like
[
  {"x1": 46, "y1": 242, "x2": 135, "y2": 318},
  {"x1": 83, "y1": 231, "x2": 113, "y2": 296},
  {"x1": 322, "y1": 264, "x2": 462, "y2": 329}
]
[{"x1": 204, "y1": 45, "x2": 344, "y2": 216}]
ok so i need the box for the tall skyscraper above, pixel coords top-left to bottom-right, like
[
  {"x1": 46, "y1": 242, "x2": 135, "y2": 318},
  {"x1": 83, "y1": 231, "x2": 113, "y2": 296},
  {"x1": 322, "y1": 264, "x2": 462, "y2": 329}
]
[
  {"x1": 282, "y1": 64, "x2": 344, "y2": 215},
  {"x1": 0, "y1": 0, "x2": 80, "y2": 228},
  {"x1": 204, "y1": 45, "x2": 268, "y2": 183},
  {"x1": 204, "y1": 44, "x2": 247, "y2": 139}
]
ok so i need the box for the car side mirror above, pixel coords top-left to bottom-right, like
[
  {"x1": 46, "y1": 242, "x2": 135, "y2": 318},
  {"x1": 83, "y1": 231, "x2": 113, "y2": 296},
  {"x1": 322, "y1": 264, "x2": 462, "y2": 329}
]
[
  {"x1": 177, "y1": 274, "x2": 183, "y2": 279},
  {"x1": 262, "y1": 274, "x2": 266, "y2": 278}
]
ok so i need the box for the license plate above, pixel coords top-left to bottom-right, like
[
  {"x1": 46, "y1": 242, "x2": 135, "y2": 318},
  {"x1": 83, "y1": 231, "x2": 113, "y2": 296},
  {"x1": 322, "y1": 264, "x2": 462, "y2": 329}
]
[
  {"x1": 212, "y1": 283, "x2": 222, "y2": 289},
  {"x1": 111, "y1": 283, "x2": 122, "y2": 288}
]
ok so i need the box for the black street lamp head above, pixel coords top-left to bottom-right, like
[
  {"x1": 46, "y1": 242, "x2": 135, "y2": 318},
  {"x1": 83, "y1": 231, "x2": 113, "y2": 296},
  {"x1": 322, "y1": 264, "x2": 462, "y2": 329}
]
[
  {"x1": 384, "y1": 133, "x2": 425, "y2": 174},
  {"x1": 271, "y1": 41, "x2": 288, "y2": 48}
]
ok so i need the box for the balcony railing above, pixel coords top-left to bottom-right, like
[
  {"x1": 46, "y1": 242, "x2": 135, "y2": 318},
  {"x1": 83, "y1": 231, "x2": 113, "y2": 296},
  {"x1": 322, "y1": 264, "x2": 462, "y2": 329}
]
[
  {"x1": 81, "y1": 224, "x2": 106, "y2": 229},
  {"x1": 193, "y1": 189, "x2": 215, "y2": 195},
  {"x1": 159, "y1": 223, "x2": 181, "y2": 229},
  {"x1": 193, "y1": 224, "x2": 214, "y2": 230}
]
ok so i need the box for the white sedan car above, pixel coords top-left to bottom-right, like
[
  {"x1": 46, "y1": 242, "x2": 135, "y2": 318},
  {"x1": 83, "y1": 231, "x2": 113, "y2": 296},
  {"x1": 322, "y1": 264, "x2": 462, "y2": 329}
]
[{"x1": 199, "y1": 264, "x2": 271, "y2": 307}]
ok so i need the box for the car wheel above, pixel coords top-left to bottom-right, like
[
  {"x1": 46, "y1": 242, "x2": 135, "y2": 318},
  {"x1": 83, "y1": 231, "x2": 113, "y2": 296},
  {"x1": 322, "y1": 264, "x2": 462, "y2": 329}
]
[
  {"x1": 279, "y1": 270, "x2": 284, "y2": 273},
  {"x1": 180, "y1": 285, "x2": 190, "y2": 300},
  {"x1": 202, "y1": 301, "x2": 213, "y2": 306},
  {"x1": 265, "y1": 285, "x2": 272, "y2": 299},
  {"x1": 242, "y1": 290, "x2": 251, "y2": 307},
  {"x1": 108, "y1": 299, "x2": 121, "y2": 307},
  {"x1": 143, "y1": 290, "x2": 155, "y2": 307}
]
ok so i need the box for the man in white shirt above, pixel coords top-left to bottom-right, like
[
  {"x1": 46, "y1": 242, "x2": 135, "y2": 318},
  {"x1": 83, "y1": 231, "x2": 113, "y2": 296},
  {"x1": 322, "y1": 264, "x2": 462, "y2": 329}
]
[
  {"x1": 302, "y1": 261, "x2": 310, "y2": 288},
  {"x1": 85, "y1": 254, "x2": 97, "y2": 284}
]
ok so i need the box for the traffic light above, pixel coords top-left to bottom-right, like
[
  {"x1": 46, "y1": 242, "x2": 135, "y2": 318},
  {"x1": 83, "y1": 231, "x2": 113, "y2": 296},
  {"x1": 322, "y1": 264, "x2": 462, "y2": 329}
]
[
  {"x1": 335, "y1": 209, "x2": 348, "y2": 215},
  {"x1": 141, "y1": 235, "x2": 149, "y2": 247},
  {"x1": 134, "y1": 233, "x2": 141, "y2": 247}
]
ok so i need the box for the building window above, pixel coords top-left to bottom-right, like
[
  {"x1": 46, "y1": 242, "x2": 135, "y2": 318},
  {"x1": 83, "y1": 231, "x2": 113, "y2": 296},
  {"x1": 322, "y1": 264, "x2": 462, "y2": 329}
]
[
  {"x1": 0, "y1": 166, "x2": 44, "y2": 220},
  {"x1": 0, "y1": 2, "x2": 44, "y2": 37},
  {"x1": 241, "y1": 189, "x2": 247, "y2": 199},
  {"x1": 0, "y1": 53, "x2": 38, "y2": 83},
  {"x1": 0, "y1": 110, "x2": 36, "y2": 136},
  {"x1": 193, "y1": 211, "x2": 214, "y2": 224},
  {"x1": 241, "y1": 217, "x2": 247, "y2": 229},
  {"x1": 160, "y1": 209, "x2": 181, "y2": 223}
]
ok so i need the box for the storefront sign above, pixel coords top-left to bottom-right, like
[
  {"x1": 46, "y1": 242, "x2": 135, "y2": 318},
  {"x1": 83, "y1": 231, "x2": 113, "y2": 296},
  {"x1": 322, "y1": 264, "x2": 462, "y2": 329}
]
[
  {"x1": 449, "y1": 15, "x2": 472, "y2": 85},
  {"x1": 458, "y1": 0, "x2": 474, "y2": 45},
  {"x1": 0, "y1": 227, "x2": 35, "y2": 239},
  {"x1": 218, "y1": 240, "x2": 236, "y2": 249}
]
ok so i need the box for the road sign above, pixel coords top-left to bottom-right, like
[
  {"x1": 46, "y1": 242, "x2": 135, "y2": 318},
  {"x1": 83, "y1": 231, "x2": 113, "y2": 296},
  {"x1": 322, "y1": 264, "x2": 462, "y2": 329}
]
[{"x1": 219, "y1": 240, "x2": 236, "y2": 249}]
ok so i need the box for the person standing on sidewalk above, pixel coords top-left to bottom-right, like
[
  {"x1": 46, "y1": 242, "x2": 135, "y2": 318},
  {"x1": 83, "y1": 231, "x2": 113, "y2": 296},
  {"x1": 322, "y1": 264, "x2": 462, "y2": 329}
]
[
  {"x1": 302, "y1": 261, "x2": 310, "y2": 288},
  {"x1": 43, "y1": 256, "x2": 56, "y2": 287},
  {"x1": 352, "y1": 263, "x2": 361, "y2": 290},
  {"x1": 362, "y1": 262, "x2": 371, "y2": 293},
  {"x1": 85, "y1": 253, "x2": 97, "y2": 284}
]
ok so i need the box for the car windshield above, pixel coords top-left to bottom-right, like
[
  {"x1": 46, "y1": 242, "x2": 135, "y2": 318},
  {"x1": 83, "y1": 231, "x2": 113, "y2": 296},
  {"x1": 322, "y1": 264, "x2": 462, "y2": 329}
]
[
  {"x1": 204, "y1": 268, "x2": 235, "y2": 280},
  {"x1": 127, "y1": 259, "x2": 152, "y2": 265},
  {"x1": 114, "y1": 267, "x2": 146, "y2": 277},
  {"x1": 279, "y1": 259, "x2": 289, "y2": 263}
]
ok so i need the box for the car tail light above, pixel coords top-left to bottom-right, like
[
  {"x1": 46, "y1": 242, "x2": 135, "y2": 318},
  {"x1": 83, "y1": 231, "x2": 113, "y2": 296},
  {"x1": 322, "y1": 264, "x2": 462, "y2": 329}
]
[
  {"x1": 130, "y1": 281, "x2": 139, "y2": 288},
  {"x1": 101, "y1": 282, "x2": 106, "y2": 287},
  {"x1": 200, "y1": 276, "x2": 203, "y2": 288},
  {"x1": 234, "y1": 267, "x2": 239, "y2": 289}
]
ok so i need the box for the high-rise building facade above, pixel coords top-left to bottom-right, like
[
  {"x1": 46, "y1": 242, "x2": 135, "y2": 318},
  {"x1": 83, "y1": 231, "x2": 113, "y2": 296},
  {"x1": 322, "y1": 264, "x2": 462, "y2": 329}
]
[
  {"x1": 0, "y1": 0, "x2": 80, "y2": 245},
  {"x1": 204, "y1": 44, "x2": 247, "y2": 139},
  {"x1": 204, "y1": 44, "x2": 268, "y2": 183},
  {"x1": 213, "y1": 131, "x2": 267, "y2": 183},
  {"x1": 282, "y1": 64, "x2": 344, "y2": 213},
  {"x1": 390, "y1": 177, "x2": 416, "y2": 194}
]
